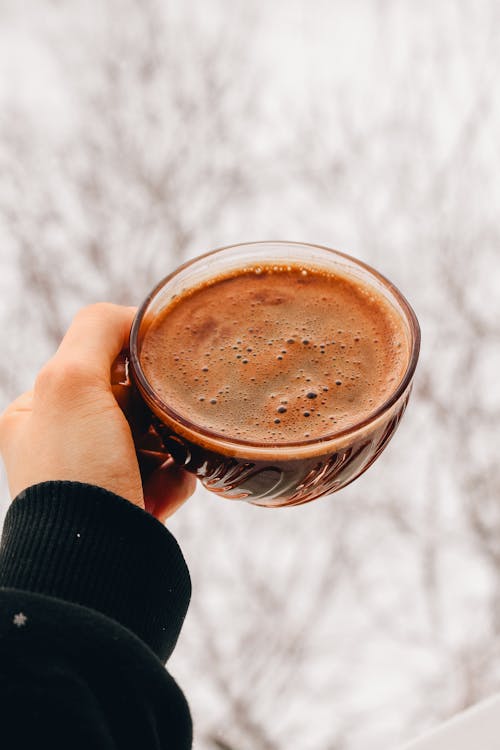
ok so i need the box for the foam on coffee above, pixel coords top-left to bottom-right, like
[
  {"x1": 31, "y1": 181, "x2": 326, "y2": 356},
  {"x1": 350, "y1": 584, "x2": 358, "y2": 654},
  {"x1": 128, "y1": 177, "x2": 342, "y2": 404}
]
[{"x1": 140, "y1": 265, "x2": 410, "y2": 444}]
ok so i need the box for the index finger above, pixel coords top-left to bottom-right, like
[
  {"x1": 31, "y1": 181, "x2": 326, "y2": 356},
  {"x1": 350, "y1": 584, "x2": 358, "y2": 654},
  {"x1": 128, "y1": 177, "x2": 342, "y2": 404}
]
[{"x1": 53, "y1": 303, "x2": 137, "y2": 382}]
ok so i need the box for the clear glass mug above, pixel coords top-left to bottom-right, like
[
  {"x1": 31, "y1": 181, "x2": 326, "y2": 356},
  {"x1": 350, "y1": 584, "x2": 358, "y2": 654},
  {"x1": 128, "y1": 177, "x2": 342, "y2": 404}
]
[{"x1": 115, "y1": 241, "x2": 420, "y2": 508}]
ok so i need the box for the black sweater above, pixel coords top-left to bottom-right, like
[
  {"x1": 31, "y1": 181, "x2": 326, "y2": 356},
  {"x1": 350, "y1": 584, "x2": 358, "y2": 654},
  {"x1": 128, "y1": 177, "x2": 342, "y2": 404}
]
[{"x1": 0, "y1": 481, "x2": 192, "y2": 748}]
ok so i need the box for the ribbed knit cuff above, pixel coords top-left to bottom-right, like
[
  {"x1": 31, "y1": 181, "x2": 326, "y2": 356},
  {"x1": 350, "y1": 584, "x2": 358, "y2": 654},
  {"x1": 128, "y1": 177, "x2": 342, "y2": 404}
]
[{"x1": 0, "y1": 481, "x2": 191, "y2": 663}]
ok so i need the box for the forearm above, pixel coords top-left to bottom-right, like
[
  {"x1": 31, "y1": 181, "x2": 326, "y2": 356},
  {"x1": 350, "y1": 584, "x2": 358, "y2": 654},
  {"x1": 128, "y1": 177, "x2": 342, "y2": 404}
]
[{"x1": 0, "y1": 481, "x2": 193, "y2": 748}]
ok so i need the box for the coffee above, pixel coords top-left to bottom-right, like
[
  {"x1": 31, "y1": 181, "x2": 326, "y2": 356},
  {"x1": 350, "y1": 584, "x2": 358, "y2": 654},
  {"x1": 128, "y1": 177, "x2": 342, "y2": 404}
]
[{"x1": 140, "y1": 264, "x2": 409, "y2": 447}]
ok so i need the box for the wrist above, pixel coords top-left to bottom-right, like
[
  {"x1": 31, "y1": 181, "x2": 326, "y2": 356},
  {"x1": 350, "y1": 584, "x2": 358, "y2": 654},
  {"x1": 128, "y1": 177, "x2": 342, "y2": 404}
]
[{"x1": 0, "y1": 481, "x2": 191, "y2": 661}]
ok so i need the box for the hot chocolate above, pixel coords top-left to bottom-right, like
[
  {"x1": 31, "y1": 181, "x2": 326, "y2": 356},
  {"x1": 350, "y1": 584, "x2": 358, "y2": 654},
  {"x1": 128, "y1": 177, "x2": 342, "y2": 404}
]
[{"x1": 140, "y1": 264, "x2": 409, "y2": 446}]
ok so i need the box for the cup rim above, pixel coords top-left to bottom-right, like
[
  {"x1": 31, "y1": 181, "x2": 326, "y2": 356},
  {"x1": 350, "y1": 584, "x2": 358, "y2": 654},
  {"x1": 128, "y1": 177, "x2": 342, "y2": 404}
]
[{"x1": 129, "y1": 240, "x2": 420, "y2": 456}]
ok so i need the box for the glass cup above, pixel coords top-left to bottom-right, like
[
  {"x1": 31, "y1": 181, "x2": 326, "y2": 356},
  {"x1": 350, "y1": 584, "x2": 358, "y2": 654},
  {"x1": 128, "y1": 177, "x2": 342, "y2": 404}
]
[{"x1": 121, "y1": 241, "x2": 420, "y2": 508}]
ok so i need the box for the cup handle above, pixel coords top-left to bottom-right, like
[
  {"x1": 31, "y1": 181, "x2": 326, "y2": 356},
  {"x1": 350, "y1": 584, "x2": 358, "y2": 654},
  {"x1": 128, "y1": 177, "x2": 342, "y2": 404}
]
[
  {"x1": 110, "y1": 350, "x2": 173, "y2": 478},
  {"x1": 111, "y1": 349, "x2": 131, "y2": 387}
]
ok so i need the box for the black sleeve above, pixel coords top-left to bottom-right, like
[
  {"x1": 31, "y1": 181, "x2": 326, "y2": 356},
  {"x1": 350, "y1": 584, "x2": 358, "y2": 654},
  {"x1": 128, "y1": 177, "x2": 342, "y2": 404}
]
[{"x1": 0, "y1": 481, "x2": 193, "y2": 749}]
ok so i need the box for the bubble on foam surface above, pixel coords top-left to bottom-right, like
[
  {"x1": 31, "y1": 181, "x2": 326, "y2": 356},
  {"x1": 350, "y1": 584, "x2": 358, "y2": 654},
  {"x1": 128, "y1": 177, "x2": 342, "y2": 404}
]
[{"x1": 141, "y1": 264, "x2": 410, "y2": 443}]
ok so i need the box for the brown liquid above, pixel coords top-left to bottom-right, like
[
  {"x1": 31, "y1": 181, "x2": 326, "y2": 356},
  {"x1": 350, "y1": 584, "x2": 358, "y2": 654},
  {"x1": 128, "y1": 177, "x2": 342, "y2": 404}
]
[{"x1": 140, "y1": 265, "x2": 409, "y2": 446}]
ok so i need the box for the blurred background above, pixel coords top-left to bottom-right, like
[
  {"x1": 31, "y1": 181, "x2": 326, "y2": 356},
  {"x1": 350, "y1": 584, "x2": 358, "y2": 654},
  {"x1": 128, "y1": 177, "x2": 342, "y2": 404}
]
[{"x1": 1, "y1": 1, "x2": 500, "y2": 748}]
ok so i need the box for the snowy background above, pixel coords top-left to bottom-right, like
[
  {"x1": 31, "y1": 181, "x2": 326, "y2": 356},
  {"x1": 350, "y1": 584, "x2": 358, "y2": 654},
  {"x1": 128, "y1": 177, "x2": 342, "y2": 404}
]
[{"x1": 1, "y1": 1, "x2": 500, "y2": 748}]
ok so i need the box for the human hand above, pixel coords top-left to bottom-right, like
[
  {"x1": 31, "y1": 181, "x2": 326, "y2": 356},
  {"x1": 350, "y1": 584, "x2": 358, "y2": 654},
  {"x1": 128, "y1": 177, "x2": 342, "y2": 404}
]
[{"x1": 0, "y1": 303, "x2": 196, "y2": 522}]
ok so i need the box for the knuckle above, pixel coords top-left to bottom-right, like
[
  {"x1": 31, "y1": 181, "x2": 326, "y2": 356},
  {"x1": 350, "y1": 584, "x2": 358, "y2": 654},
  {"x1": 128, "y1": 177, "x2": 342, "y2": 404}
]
[
  {"x1": 34, "y1": 359, "x2": 90, "y2": 398},
  {"x1": 0, "y1": 409, "x2": 17, "y2": 447},
  {"x1": 74, "y1": 302, "x2": 116, "y2": 322},
  {"x1": 0, "y1": 402, "x2": 17, "y2": 425},
  {"x1": 0, "y1": 391, "x2": 32, "y2": 443},
  {"x1": 34, "y1": 362, "x2": 58, "y2": 395}
]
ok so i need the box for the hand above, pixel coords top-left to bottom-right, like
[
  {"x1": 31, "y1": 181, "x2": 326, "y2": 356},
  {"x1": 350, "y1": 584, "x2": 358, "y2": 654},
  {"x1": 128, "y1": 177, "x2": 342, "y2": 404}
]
[{"x1": 0, "y1": 303, "x2": 196, "y2": 522}]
